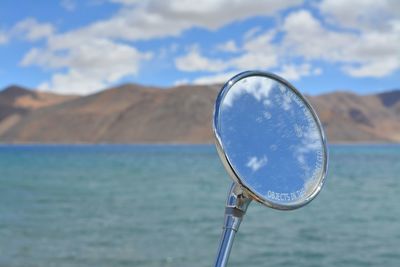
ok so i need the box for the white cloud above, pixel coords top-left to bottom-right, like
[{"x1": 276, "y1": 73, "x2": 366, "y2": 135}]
[
  {"x1": 178, "y1": 4, "x2": 399, "y2": 83},
  {"x1": 0, "y1": 31, "x2": 8, "y2": 44},
  {"x1": 282, "y1": 10, "x2": 352, "y2": 61},
  {"x1": 22, "y1": 38, "x2": 152, "y2": 94},
  {"x1": 282, "y1": 9, "x2": 400, "y2": 77},
  {"x1": 222, "y1": 75, "x2": 274, "y2": 108},
  {"x1": 60, "y1": 0, "x2": 76, "y2": 11},
  {"x1": 38, "y1": 70, "x2": 106, "y2": 95},
  {"x1": 342, "y1": 59, "x2": 399, "y2": 78},
  {"x1": 318, "y1": 0, "x2": 400, "y2": 31},
  {"x1": 277, "y1": 63, "x2": 322, "y2": 81},
  {"x1": 14, "y1": 0, "x2": 399, "y2": 94},
  {"x1": 175, "y1": 46, "x2": 227, "y2": 72},
  {"x1": 19, "y1": 0, "x2": 301, "y2": 94},
  {"x1": 13, "y1": 18, "x2": 55, "y2": 41},
  {"x1": 65, "y1": 0, "x2": 302, "y2": 42},
  {"x1": 173, "y1": 79, "x2": 190, "y2": 86},
  {"x1": 109, "y1": 0, "x2": 140, "y2": 5},
  {"x1": 247, "y1": 156, "x2": 268, "y2": 172},
  {"x1": 244, "y1": 26, "x2": 262, "y2": 40},
  {"x1": 177, "y1": 30, "x2": 278, "y2": 74},
  {"x1": 176, "y1": 26, "x2": 322, "y2": 84},
  {"x1": 231, "y1": 30, "x2": 277, "y2": 70},
  {"x1": 216, "y1": 40, "x2": 239, "y2": 53},
  {"x1": 193, "y1": 71, "x2": 238, "y2": 85}
]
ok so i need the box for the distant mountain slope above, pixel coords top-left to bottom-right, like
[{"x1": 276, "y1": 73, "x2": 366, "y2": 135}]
[
  {"x1": 0, "y1": 86, "x2": 77, "y2": 136},
  {"x1": 0, "y1": 84, "x2": 399, "y2": 143},
  {"x1": 0, "y1": 84, "x2": 219, "y2": 143},
  {"x1": 377, "y1": 90, "x2": 400, "y2": 108},
  {"x1": 309, "y1": 90, "x2": 400, "y2": 142},
  {"x1": 0, "y1": 85, "x2": 77, "y2": 110}
]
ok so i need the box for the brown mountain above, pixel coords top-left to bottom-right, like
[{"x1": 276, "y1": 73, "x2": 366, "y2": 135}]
[
  {"x1": 0, "y1": 84, "x2": 399, "y2": 143},
  {"x1": 0, "y1": 86, "x2": 77, "y2": 137},
  {"x1": 0, "y1": 84, "x2": 219, "y2": 143},
  {"x1": 309, "y1": 90, "x2": 400, "y2": 142}
]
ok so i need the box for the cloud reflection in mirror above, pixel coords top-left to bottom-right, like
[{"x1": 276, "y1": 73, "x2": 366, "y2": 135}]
[
  {"x1": 216, "y1": 74, "x2": 325, "y2": 207},
  {"x1": 221, "y1": 77, "x2": 273, "y2": 109}
]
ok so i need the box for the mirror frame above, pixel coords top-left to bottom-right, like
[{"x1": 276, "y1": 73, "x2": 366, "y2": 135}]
[{"x1": 213, "y1": 70, "x2": 329, "y2": 210}]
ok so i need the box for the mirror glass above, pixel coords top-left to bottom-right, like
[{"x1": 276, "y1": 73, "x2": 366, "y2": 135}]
[{"x1": 214, "y1": 72, "x2": 327, "y2": 209}]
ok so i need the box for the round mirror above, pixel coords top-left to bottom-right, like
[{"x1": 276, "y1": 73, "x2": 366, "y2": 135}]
[{"x1": 214, "y1": 71, "x2": 328, "y2": 210}]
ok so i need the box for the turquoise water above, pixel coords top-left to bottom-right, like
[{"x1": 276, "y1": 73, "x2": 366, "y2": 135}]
[{"x1": 1, "y1": 145, "x2": 400, "y2": 267}]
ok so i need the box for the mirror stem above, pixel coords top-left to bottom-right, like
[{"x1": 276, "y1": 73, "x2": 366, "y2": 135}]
[{"x1": 214, "y1": 183, "x2": 251, "y2": 267}]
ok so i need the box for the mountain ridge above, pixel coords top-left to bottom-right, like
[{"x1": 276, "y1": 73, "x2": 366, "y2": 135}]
[{"x1": 0, "y1": 84, "x2": 399, "y2": 144}]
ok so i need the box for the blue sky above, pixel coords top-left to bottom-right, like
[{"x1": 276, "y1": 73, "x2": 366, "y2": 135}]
[{"x1": 0, "y1": 0, "x2": 399, "y2": 95}]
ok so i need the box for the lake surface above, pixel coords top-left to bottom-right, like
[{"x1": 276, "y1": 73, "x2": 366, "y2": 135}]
[{"x1": 1, "y1": 145, "x2": 399, "y2": 267}]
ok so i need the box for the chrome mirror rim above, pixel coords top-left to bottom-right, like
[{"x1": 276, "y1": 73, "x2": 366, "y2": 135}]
[{"x1": 213, "y1": 70, "x2": 329, "y2": 210}]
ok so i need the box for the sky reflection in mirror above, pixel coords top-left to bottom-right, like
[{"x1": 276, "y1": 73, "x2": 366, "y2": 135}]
[{"x1": 217, "y1": 75, "x2": 325, "y2": 207}]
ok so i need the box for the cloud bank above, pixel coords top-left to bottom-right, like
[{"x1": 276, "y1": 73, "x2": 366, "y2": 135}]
[{"x1": 3, "y1": 0, "x2": 399, "y2": 94}]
